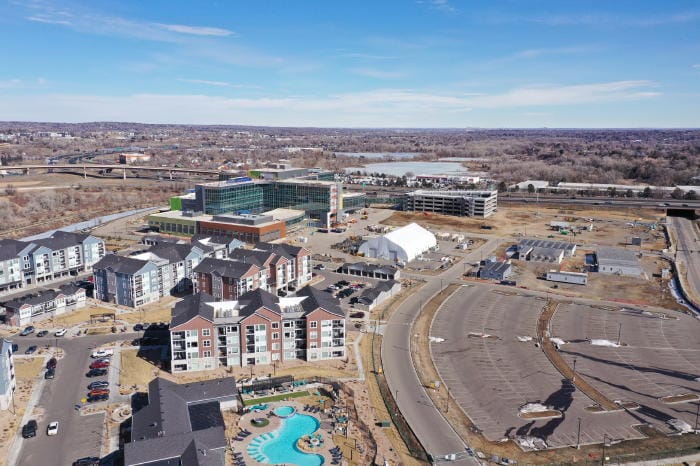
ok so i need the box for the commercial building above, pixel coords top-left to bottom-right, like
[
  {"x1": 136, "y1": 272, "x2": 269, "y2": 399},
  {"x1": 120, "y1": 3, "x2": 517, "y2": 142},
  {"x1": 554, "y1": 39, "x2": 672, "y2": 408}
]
[
  {"x1": 546, "y1": 270, "x2": 588, "y2": 285},
  {"x1": 403, "y1": 190, "x2": 498, "y2": 218},
  {"x1": 169, "y1": 286, "x2": 345, "y2": 372},
  {"x1": 354, "y1": 280, "x2": 402, "y2": 312},
  {"x1": 1, "y1": 284, "x2": 86, "y2": 327},
  {"x1": 596, "y1": 247, "x2": 643, "y2": 277},
  {"x1": 146, "y1": 210, "x2": 198, "y2": 237},
  {"x1": 93, "y1": 242, "x2": 209, "y2": 308},
  {"x1": 0, "y1": 232, "x2": 106, "y2": 296},
  {"x1": 336, "y1": 262, "x2": 400, "y2": 280},
  {"x1": 0, "y1": 339, "x2": 16, "y2": 411},
  {"x1": 124, "y1": 377, "x2": 238, "y2": 466},
  {"x1": 478, "y1": 261, "x2": 513, "y2": 281},
  {"x1": 359, "y1": 223, "x2": 437, "y2": 262}
]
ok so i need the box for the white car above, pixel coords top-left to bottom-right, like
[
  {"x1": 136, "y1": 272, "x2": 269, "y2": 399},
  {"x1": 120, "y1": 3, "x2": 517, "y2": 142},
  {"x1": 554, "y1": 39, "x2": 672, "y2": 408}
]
[
  {"x1": 54, "y1": 328, "x2": 67, "y2": 337},
  {"x1": 47, "y1": 421, "x2": 59, "y2": 436},
  {"x1": 91, "y1": 349, "x2": 114, "y2": 359}
]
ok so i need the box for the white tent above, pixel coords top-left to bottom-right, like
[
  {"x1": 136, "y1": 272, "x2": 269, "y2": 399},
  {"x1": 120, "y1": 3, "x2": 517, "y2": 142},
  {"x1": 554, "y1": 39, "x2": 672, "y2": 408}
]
[{"x1": 359, "y1": 223, "x2": 436, "y2": 262}]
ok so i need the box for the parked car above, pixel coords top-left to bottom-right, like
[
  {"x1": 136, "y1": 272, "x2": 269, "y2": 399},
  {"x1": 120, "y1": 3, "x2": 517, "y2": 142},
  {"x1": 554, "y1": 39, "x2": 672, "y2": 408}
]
[
  {"x1": 89, "y1": 361, "x2": 109, "y2": 370},
  {"x1": 46, "y1": 358, "x2": 57, "y2": 370},
  {"x1": 277, "y1": 289, "x2": 287, "y2": 297},
  {"x1": 87, "y1": 394, "x2": 108, "y2": 403},
  {"x1": 11, "y1": 343, "x2": 19, "y2": 353},
  {"x1": 133, "y1": 323, "x2": 144, "y2": 331},
  {"x1": 25, "y1": 346, "x2": 37, "y2": 355},
  {"x1": 87, "y1": 381, "x2": 109, "y2": 390},
  {"x1": 91, "y1": 349, "x2": 114, "y2": 359},
  {"x1": 88, "y1": 389, "x2": 110, "y2": 397},
  {"x1": 314, "y1": 264, "x2": 326, "y2": 270},
  {"x1": 45, "y1": 368, "x2": 55, "y2": 379},
  {"x1": 350, "y1": 311, "x2": 365, "y2": 318},
  {"x1": 86, "y1": 368, "x2": 108, "y2": 378},
  {"x1": 19, "y1": 326, "x2": 35, "y2": 336},
  {"x1": 73, "y1": 457, "x2": 100, "y2": 466},
  {"x1": 22, "y1": 420, "x2": 38, "y2": 438},
  {"x1": 54, "y1": 328, "x2": 67, "y2": 337},
  {"x1": 37, "y1": 330, "x2": 49, "y2": 337},
  {"x1": 46, "y1": 421, "x2": 59, "y2": 436}
]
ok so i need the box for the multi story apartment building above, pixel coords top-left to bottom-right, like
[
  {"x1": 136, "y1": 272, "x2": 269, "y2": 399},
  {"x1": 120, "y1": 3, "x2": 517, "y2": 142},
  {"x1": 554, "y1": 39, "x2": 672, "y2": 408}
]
[
  {"x1": 0, "y1": 232, "x2": 106, "y2": 295},
  {"x1": 169, "y1": 286, "x2": 345, "y2": 372},
  {"x1": 254, "y1": 242, "x2": 312, "y2": 290},
  {"x1": 93, "y1": 242, "x2": 210, "y2": 308},
  {"x1": 403, "y1": 189, "x2": 498, "y2": 218},
  {"x1": 1, "y1": 284, "x2": 86, "y2": 327},
  {"x1": 0, "y1": 339, "x2": 15, "y2": 410},
  {"x1": 193, "y1": 258, "x2": 264, "y2": 300}
]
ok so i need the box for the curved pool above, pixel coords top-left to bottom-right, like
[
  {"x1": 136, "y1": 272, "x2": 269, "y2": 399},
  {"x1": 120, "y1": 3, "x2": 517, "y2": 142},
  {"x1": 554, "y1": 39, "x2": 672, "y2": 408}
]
[
  {"x1": 273, "y1": 406, "x2": 296, "y2": 417},
  {"x1": 247, "y1": 410, "x2": 324, "y2": 466}
]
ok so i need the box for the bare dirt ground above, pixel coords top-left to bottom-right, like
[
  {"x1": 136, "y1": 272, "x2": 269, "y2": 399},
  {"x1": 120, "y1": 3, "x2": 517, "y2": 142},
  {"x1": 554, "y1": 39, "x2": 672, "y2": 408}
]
[{"x1": 381, "y1": 206, "x2": 663, "y2": 248}]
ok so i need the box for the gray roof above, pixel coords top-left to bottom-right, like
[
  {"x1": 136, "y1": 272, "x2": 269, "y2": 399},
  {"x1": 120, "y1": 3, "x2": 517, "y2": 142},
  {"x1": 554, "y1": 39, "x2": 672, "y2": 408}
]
[
  {"x1": 31, "y1": 230, "x2": 90, "y2": 250},
  {"x1": 528, "y1": 246, "x2": 564, "y2": 261},
  {"x1": 518, "y1": 238, "x2": 576, "y2": 252},
  {"x1": 58, "y1": 283, "x2": 83, "y2": 296},
  {"x1": 296, "y1": 285, "x2": 344, "y2": 317},
  {"x1": 193, "y1": 257, "x2": 257, "y2": 279},
  {"x1": 93, "y1": 254, "x2": 151, "y2": 275},
  {"x1": 339, "y1": 262, "x2": 398, "y2": 275},
  {"x1": 228, "y1": 248, "x2": 275, "y2": 268},
  {"x1": 2, "y1": 289, "x2": 59, "y2": 310},
  {"x1": 596, "y1": 247, "x2": 640, "y2": 266},
  {"x1": 254, "y1": 242, "x2": 305, "y2": 259},
  {"x1": 125, "y1": 377, "x2": 236, "y2": 466},
  {"x1": 480, "y1": 261, "x2": 512, "y2": 276},
  {"x1": 360, "y1": 280, "x2": 400, "y2": 303},
  {"x1": 147, "y1": 243, "x2": 198, "y2": 263},
  {"x1": 0, "y1": 239, "x2": 30, "y2": 261},
  {"x1": 171, "y1": 292, "x2": 216, "y2": 328}
]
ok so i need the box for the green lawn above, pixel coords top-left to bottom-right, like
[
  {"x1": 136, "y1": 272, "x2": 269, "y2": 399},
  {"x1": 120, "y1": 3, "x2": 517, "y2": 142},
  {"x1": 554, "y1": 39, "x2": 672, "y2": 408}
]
[{"x1": 243, "y1": 390, "x2": 309, "y2": 406}]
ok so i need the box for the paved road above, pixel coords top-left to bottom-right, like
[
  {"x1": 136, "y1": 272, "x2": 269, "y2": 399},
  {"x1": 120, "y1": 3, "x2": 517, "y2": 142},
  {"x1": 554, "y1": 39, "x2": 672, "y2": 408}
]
[
  {"x1": 10, "y1": 332, "x2": 139, "y2": 466},
  {"x1": 669, "y1": 216, "x2": 700, "y2": 310},
  {"x1": 381, "y1": 238, "x2": 501, "y2": 464}
]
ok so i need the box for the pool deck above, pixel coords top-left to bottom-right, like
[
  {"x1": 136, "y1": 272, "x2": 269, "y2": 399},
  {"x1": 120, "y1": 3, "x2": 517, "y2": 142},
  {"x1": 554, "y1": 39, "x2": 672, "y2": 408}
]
[{"x1": 232, "y1": 400, "x2": 338, "y2": 465}]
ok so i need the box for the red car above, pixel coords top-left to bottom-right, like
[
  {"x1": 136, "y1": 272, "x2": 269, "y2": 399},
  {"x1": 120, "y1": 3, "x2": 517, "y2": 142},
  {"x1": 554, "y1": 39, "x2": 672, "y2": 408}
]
[
  {"x1": 88, "y1": 389, "x2": 110, "y2": 397},
  {"x1": 89, "y1": 361, "x2": 110, "y2": 370}
]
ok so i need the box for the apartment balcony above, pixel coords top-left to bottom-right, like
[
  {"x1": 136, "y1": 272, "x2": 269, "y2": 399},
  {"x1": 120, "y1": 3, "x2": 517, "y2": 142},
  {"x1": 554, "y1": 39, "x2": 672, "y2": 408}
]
[
  {"x1": 332, "y1": 339, "x2": 344, "y2": 347},
  {"x1": 171, "y1": 332, "x2": 185, "y2": 341},
  {"x1": 172, "y1": 342, "x2": 186, "y2": 351},
  {"x1": 333, "y1": 330, "x2": 345, "y2": 339},
  {"x1": 173, "y1": 352, "x2": 186, "y2": 361}
]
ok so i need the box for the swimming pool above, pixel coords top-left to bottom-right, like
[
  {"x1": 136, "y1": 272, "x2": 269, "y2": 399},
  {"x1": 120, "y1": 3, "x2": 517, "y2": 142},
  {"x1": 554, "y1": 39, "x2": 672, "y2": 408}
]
[
  {"x1": 273, "y1": 405, "x2": 296, "y2": 417},
  {"x1": 247, "y1": 409, "x2": 324, "y2": 466}
]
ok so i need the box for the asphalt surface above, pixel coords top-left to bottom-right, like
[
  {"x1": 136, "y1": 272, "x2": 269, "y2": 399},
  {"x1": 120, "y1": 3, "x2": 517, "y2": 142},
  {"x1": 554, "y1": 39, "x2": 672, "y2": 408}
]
[
  {"x1": 10, "y1": 332, "x2": 139, "y2": 466},
  {"x1": 670, "y1": 216, "x2": 700, "y2": 309},
  {"x1": 381, "y1": 238, "x2": 501, "y2": 464},
  {"x1": 431, "y1": 288, "x2": 643, "y2": 448}
]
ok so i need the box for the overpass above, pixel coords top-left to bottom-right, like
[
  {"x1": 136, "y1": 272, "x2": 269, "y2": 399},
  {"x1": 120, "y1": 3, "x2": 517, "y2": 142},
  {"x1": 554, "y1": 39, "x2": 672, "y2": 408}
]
[{"x1": 1, "y1": 164, "x2": 220, "y2": 179}]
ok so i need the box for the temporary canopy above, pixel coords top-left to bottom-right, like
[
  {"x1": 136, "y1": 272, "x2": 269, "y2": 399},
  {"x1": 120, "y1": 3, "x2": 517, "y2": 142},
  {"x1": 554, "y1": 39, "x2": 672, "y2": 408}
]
[{"x1": 359, "y1": 222, "x2": 436, "y2": 262}]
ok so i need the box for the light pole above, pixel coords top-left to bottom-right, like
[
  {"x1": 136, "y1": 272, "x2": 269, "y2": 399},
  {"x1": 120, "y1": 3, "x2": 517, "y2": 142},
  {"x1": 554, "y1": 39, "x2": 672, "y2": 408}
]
[
  {"x1": 695, "y1": 401, "x2": 699, "y2": 431},
  {"x1": 572, "y1": 357, "x2": 577, "y2": 382},
  {"x1": 576, "y1": 417, "x2": 581, "y2": 449},
  {"x1": 617, "y1": 323, "x2": 622, "y2": 346},
  {"x1": 602, "y1": 434, "x2": 609, "y2": 465}
]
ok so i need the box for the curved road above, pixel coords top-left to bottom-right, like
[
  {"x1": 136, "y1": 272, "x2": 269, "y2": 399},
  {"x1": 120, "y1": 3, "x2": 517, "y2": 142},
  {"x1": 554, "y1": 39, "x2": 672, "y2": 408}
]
[
  {"x1": 669, "y1": 216, "x2": 700, "y2": 310},
  {"x1": 381, "y1": 239, "x2": 501, "y2": 464}
]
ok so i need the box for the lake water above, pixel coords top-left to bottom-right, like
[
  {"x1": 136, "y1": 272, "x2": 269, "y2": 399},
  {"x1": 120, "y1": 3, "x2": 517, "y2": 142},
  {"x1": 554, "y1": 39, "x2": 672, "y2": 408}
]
[
  {"x1": 345, "y1": 161, "x2": 468, "y2": 177},
  {"x1": 336, "y1": 152, "x2": 420, "y2": 159}
]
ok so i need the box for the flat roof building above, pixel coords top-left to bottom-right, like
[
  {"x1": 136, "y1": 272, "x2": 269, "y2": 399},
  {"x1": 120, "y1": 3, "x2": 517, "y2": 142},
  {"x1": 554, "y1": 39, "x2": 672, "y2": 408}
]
[
  {"x1": 517, "y1": 238, "x2": 576, "y2": 261},
  {"x1": 546, "y1": 270, "x2": 588, "y2": 285},
  {"x1": 596, "y1": 247, "x2": 642, "y2": 276},
  {"x1": 403, "y1": 190, "x2": 497, "y2": 218},
  {"x1": 478, "y1": 261, "x2": 513, "y2": 281}
]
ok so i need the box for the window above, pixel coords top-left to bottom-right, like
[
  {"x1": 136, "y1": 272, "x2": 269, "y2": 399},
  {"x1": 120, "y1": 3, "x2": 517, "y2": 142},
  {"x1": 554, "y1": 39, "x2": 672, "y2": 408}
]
[
  {"x1": 255, "y1": 324, "x2": 266, "y2": 332},
  {"x1": 272, "y1": 343, "x2": 280, "y2": 350},
  {"x1": 310, "y1": 321, "x2": 318, "y2": 328},
  {"x1": 203, "y1": 340, "x2": 211, "y2": 347},
  {"x1": 202, "y1": 329, "x2": 211, "y2": 336},
  {"x1": 272, "y1": 322, "x2": 279, "y2": 329},
  {"x1": 203, "y1": 351, "x2": 211, "y2": 358},
  {"x1": 272, "y1": 332, "x2": 279, "y2": 340},
  {"x1": 310, "y1": 331, "x2": 318, "y2": 339}
]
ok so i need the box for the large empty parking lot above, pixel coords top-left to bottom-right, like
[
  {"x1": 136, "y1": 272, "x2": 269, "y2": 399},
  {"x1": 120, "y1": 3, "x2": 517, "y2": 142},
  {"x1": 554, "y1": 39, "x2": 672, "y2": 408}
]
[{"x1": 431, "y1": 286, "x2": 656, "y2": 449}]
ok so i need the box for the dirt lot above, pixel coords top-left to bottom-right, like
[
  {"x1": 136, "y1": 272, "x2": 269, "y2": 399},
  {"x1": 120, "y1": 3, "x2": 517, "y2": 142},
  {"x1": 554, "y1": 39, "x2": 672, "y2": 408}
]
[
  {"x1": 509, "y1": 254, "x2": 685, "y2": 311},
  {"x1": 381, "y1": 206, "x2": 664, "y2": 248},
  {"x1": 120, "y1": 348, "x2": 162, "y2": 391},
  {"x1": 13, "y1": 357, "x2": 44, "y2": 380}
]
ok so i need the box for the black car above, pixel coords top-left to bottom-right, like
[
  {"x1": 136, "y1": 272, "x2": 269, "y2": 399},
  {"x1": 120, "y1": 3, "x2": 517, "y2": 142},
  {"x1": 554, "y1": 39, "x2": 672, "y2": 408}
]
[
  {"x1": 22, "y1": 420, "x2": 38, "y2": 438},
  {"x1": 73, "y1": 457, "x2": 100, "y2": 466},
  {"x1": 133, "y1": 323, "x2": 144, "y2": 331},
  {"x1": 88, "y1": 381, "x2": 109, "y2": 390},
  {"x1": 11, "y1": 343, "x2": 18, "y2": 353},
  {"x1": 86, "y1": 368, "x2": 108, "y2": 377},
  {"x1": 46, "y1": 357, "x2": 57, "y2": 370},
  {"x1": 45, "y1": 368, "x2": 55, "y2": 379},
  {"x1": 25, "y1": 345, "x2": 37, "y2": 355},
  {"x1": 350, "y1": 311, "x2": 365, "y2": 318},
  {"x1": 87, "y1": 394, "x2": 108, "y2": 403},
  {"x1": 37, "y1": 330, "x2": 49, "y2": 337}
]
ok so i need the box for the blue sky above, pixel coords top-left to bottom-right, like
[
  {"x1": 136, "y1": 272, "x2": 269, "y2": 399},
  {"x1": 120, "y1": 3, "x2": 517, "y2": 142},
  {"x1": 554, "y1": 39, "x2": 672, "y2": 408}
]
[{"x1": 0, "y1": 0, "x2": 698, "y2": 127}]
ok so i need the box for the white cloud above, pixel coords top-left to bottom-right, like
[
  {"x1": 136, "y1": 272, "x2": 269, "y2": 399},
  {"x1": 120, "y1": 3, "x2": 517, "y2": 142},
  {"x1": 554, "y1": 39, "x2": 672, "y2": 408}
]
[
  {"x1": 26, "y1": 15, "x2": 71, "y2": 25},
  {"x1": 693, "y1": 64, "x2": 700, "y2": 69},
  {"x1": 0, "y1": 80, "x2": 661, "y2": 127},
  {"x1": 417, "y1": 0, "x2": 456, "y2": 13},
  {"x1": 512, "y1": 46, "x2": 593, "y2": 59},
  {"x1": 341, "y1": 52, "x2": 399, "y2": 60},
  {"x1": 157, "y1": 23, "x2": 234, "y2": 37},
  {"x1": 177, "y1": 78, "x2": 260, "y2": 89},
  {"x1": 350, "y1": 68, "x2": 406, "y2": 79},
  {"x1": 487, "y1": 10, "x2": 700, "y2": 27}
]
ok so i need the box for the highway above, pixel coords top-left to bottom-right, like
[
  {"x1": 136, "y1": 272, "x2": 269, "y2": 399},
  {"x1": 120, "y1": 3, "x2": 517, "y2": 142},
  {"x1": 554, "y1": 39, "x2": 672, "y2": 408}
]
[
  {"x1": 381, "y1": 238, "x2": 501, "y2": 464},
  {"x1": 669, "y1": 216, "x2": 700, "y2": 310}
]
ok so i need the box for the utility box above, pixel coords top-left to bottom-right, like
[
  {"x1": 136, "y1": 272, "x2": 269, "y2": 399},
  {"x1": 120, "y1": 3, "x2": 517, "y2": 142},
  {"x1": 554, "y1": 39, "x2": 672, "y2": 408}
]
[{"x1": 631, "y1": 237, "x2": 642, "y2": 246}]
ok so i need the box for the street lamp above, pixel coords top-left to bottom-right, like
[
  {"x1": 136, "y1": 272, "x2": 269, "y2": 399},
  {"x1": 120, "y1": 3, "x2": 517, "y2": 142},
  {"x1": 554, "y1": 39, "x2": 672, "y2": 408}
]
[
  {"x1": 601, "y1": 434, "x2": 610, "y2": 465},
  {"x1": 576, "y1": 417, "x2": 581, "y2": 450},
  {"x1": 572, "y1": 357, "x2": 577, "y2": 382}
]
